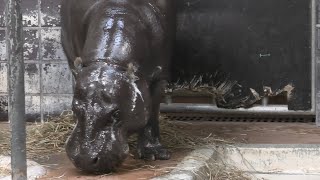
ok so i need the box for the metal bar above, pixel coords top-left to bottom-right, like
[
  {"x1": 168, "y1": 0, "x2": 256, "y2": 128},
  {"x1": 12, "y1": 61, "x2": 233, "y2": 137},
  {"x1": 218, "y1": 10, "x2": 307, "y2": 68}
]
[
  {"x1": 164, "y1": 95, "x2": 172, "y2": 104},
  {"x1": 37, "y1": 0, "x2": 44, "y2": 123},
  {"x1": 261, "y1": 97, "x2": 268, "y2": 106},
  {"x1": 6, "y1": 0, "x2": 27, "y2": 179},
  {"x1": 312, "y1": 0, "x2": 316, "y2": 115},
  {"x1": 314, "y1": 0, "x2": 320, "y2": 126},
  {"x1": 160, "y1": 103, "x2": 315, "y2": 115}
]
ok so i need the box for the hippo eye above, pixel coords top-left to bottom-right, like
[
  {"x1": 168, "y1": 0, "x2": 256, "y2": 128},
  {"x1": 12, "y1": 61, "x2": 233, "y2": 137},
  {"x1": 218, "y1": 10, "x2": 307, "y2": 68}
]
[{"x1": 112, "y1": 109, "x2": 120, "y2": 120}]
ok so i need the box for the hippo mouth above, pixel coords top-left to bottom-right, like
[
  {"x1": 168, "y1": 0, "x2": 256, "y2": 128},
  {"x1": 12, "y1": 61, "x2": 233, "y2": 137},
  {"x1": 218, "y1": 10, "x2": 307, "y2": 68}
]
[
  {"x1": 66, "y1": 140, "x2": 130, "y2": 173},
  {"x1": 65, "y1": 122, "x2": 130, "y2": 173},
  {"x1": 71, "y1": 148, "x2": 129, "y2": 173}
]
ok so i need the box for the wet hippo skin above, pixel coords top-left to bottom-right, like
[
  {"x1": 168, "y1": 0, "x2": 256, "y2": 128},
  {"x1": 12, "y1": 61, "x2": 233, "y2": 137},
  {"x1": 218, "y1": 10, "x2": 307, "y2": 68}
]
[{"x1": 60, "y1": 0, "x2": 176, "y2": 173}]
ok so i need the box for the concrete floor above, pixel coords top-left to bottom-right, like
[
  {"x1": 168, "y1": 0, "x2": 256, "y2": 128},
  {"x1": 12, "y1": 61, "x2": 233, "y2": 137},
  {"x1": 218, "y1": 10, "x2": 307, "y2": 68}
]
[
  {"x1": 37, "y1": 150, "x2": 188, "y2": 180},
  {"x1": 174, "y1": 121, "x2": 320, "y2": 144},
  {"x1": 2, "y1": 119, "x2": 320, "y2": 179}
]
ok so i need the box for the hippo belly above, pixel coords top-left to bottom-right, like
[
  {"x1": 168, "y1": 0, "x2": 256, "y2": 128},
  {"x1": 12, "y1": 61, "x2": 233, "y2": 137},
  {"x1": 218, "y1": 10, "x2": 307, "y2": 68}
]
[{"x1": 61, "y1": 0, "x2": 175, "y2": 173}]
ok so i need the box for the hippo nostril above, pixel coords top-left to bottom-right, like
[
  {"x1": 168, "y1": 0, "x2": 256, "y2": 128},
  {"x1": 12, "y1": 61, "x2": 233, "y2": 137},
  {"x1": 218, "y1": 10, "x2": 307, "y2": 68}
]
[{"x1": 93, "y1": 157, "x2": 99, "y2": 165}]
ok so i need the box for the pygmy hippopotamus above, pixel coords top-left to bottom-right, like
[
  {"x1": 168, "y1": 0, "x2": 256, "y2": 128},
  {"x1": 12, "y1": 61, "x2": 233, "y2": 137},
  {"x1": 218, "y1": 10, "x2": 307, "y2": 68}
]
[{"x1": 60, "y1": 0, "x2": 176, "y2": 173}]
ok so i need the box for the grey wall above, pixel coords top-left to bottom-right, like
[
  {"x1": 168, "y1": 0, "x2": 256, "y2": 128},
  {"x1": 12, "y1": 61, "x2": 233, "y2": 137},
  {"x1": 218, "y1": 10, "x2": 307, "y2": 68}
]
[{"x1": 0, "y1": 0, "x2": 73, "y2": 121}]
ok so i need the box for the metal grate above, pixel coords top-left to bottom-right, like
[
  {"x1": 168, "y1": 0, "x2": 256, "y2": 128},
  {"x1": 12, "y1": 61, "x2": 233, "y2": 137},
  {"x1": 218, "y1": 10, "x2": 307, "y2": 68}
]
[{"x1": 163, "y1": 113, "x2": 315, "y2": 123}]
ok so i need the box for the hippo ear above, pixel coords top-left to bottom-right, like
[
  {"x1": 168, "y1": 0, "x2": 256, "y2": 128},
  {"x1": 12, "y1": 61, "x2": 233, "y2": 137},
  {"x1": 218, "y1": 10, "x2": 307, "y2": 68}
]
[
  {"x1": 156, "y1": 0, "x2": 167, "y2": 10},
  {"x1": 74, "y1": 57, "x2": 83, "y2": 73},
  {"x1": 126, "y1": 63, "x2": 139, "y2": 81}
]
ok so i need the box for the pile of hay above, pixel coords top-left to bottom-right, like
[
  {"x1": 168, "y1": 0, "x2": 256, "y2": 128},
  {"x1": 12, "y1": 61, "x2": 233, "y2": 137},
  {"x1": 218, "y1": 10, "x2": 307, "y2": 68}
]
[
  {"x1": 26, "y1": 114, "x2": 75, "y2": 156},
  {"x1": 0, "y1": 112, "x2": 75, "y2": 157},
  {"x1": 200, "y1": 162, "x2": 252, "y2": 180},
  {"x1": 166, "y1": 74, "x2": 240, "y2": 98}
]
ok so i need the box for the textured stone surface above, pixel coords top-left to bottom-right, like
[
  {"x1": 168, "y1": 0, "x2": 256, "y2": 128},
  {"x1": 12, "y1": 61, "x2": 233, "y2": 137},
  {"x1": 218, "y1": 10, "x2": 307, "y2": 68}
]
[
  {"x1": 0, "y1": 0, "x2": 5, "y2": 27},
  {"x1": 0, "y1": 0, "x2": 72, "y2": 119},
  {"x1": 41, "y1": 28, "x2": 66, "y2": 60},
  {"x1": 0, "y1": 155, "x2": 47, "y2": 180},
  {"x1": 0, "y1": 63, "x2": 7, "y2": 93},
  {"x1": 40, "y1": 0, "x2": 61, "y2": 27},
  {"x1": 42, "y1": 95, "x2": 73, "y2": 116},
  {"x1": 25, "y1": 95, "x2": 40, "y2": 115},
  {"x1": 24, "y1": 30, "x2": 40, "y2": 60},
  {"x1": 42, "y1": 63, "x2": 73, "y2": 94},
  {"x1": 152, "y1": 148, "x2": 215, "y2": 180},
  {"x1": 25, "y1": 63, "x2": 40, "y2": 93},
  {"x1": 0, "y1": 30, "x2": 6, "y2": 61},
  {"x1": 21, "y1": 0, "x2": 39, "y2": 27}
]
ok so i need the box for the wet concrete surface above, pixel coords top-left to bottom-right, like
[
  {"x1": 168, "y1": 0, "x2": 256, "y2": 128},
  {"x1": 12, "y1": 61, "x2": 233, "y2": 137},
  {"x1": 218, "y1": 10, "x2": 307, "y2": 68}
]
[{"x1": 36, "y1": 150, "x2": 188, "y2": 180}]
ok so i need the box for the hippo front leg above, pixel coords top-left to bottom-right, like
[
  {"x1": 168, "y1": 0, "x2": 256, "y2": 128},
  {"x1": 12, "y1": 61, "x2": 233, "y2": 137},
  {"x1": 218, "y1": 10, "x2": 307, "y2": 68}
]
[{"x1": 137, "y1": 80, "x2": 170, "y2": 160}]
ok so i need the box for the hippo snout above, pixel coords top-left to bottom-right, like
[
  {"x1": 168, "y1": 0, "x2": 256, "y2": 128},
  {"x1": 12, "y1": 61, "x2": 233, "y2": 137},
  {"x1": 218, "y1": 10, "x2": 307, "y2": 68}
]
[
  {"x1": 69, "y1": 149, "x2": 128, "y2": 173},
  {"x1": 66, "y1": 125, "x2": 129, "y2": 173},
  {"x1": 73, "y1": 154, "x2": 100, "y2": 169}
]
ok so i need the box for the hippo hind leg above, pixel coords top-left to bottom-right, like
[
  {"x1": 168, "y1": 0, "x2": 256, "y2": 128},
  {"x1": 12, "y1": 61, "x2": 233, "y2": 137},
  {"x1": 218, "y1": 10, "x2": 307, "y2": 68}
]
[{"x1": 137, "y1": 80, "x2": 170, "y2": 160}]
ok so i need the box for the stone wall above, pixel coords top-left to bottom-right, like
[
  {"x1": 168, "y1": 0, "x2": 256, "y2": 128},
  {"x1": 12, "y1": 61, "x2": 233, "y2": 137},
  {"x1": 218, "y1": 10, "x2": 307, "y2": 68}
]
[{"x1": 0, "y1": 0, "x2": 73, "y2": 121}]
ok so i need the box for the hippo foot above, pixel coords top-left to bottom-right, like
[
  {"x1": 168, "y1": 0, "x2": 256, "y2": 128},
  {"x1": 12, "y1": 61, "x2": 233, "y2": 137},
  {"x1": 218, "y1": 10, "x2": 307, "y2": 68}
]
[{"x1": 136, "y1": 144, "x2": 171, "y2": 161}]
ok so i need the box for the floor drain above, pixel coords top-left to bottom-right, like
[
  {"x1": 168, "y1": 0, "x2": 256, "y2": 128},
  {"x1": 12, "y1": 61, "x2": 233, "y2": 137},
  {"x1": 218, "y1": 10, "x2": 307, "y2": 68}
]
[{"x1": 163, "y1": 113, "x2": 315, "y2": 123}]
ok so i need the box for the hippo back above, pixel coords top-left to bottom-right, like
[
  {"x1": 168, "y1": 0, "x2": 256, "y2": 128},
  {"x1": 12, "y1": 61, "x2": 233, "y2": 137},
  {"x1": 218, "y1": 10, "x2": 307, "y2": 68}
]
[{"x1": 61, "y1": 0, "x2": 175, "y2": 80}]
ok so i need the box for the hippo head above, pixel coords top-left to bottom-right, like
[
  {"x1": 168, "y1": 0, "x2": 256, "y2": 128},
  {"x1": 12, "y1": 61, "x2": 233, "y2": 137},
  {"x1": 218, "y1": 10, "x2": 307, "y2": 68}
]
[{"x1": 66, "y1": 61, "x2": 149, "y2": 173}]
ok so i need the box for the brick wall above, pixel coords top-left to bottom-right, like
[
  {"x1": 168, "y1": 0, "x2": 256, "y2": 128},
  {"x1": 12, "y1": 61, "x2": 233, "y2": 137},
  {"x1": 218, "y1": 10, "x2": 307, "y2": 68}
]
[{"x1": 0, "y1": 0, "x2": 73, "y2": 121}]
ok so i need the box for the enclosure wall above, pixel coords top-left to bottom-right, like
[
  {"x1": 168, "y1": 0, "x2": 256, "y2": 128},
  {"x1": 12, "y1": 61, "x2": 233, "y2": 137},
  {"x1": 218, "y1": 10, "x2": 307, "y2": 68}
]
[{"x1": 0, "y1": 0, "x2": 72, "y2": 121}]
